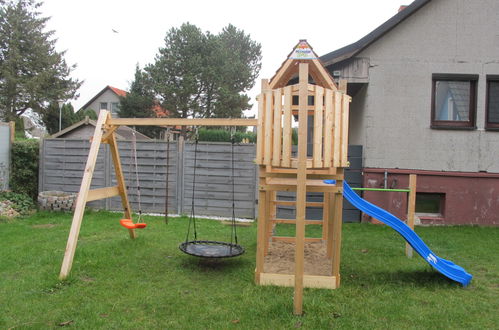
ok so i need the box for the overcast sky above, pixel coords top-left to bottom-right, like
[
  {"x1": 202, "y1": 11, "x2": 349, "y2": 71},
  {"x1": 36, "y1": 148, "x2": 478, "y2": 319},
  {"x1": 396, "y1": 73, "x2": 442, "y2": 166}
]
[{"x1": 40, "y1": 0, "x2": 409, "y2": 115}]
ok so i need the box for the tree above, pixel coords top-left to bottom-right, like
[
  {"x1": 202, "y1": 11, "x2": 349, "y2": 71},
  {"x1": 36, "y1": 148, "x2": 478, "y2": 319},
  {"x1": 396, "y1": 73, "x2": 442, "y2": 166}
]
[
  {"x1": 0, "y1": 0, "x2": 81, "y2": 122},
  {"x1": 118, "y1": 64, "x2": 163, "y2": 138},
  {"x1": 146, "y1": 23, "x2": 207, "y2": 119},
  {"x1": 39, "y1": 102, "x2": 79, "y2": 135},
  {"x1": 208, "y1": 24, "x2": 262, "y2": 118},
  {"x1": 146, "y1": 23, "x2": 261, "y2": 121}
]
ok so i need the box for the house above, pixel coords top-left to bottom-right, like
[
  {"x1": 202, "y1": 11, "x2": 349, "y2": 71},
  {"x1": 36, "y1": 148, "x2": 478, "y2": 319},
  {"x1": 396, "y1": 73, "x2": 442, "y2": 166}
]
[
  {"x1": 321, "y1": 0, "x2": 499, "y2": 225},
  {"x1": 50, "y1": 116, "x2": 150, "y2": 140},
  {"x1": 80, "y1": 85, "x2": 127, "y2": 117}
]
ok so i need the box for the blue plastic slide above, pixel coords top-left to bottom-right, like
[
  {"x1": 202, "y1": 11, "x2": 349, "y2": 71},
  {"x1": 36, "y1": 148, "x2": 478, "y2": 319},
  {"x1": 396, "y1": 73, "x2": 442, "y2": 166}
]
[{"x1": 336, "y1": 181, "x2": 472, "y2": 286}]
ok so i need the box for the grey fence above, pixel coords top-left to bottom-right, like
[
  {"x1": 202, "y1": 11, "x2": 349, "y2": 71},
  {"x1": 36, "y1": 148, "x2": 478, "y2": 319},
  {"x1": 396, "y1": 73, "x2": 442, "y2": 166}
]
[
  {"x1": 39, "y1": 139, "x2": 256, "y2": 218},
  {"x1": 0, "y1": 123, "x2": 11, "y2": 191},
  {"x1": 39, "y1": 138, "x2": 362, "y2": 221}
]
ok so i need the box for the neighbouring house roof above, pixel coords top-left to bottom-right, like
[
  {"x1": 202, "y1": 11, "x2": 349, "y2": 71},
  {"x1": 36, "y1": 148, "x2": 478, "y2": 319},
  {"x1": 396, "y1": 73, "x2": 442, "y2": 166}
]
[
  {"x1": 320, "y1": 0, "x2": 431, "y2": 66},
  {"x1": 50, "y1": 116, "x2": 151, "y2": 140},
  {"x1": 79, "y1": 85, "x2": 127, "y2": 111}
]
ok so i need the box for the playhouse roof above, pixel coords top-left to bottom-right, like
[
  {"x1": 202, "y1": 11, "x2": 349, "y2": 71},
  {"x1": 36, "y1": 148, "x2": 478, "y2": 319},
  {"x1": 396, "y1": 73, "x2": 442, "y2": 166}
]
[{"x1": 269, "y1": 40, "x2": 337, "y2": 90}]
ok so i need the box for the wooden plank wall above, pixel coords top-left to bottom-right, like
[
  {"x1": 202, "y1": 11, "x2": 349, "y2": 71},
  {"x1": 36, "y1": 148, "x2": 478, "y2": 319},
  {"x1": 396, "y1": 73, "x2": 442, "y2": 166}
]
[
  {"x1": 39, "y1": 139, "x2": 257, "y2": 219},
  {"x1": 257, "y1": 86, "x2": 350, "y2": 169}
]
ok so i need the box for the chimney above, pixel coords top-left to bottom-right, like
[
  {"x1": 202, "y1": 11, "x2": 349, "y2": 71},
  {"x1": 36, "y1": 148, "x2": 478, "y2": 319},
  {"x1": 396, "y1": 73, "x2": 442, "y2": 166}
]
[{"x1": 398, "y1": 5, "x2": 408, "y2": 12}]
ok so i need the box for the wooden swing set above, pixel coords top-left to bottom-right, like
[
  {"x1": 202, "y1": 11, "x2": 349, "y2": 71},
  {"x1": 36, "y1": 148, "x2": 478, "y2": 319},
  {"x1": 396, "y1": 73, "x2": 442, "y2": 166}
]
[{"x1": 59, "y1": 40, "x2": 351, "y2": 315}]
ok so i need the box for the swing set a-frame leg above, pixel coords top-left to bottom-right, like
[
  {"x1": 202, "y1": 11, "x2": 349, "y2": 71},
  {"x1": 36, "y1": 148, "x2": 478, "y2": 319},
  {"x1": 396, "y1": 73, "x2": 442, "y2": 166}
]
[{"x1": 59, "y1": 110, "x2": 135, "y2": 280}]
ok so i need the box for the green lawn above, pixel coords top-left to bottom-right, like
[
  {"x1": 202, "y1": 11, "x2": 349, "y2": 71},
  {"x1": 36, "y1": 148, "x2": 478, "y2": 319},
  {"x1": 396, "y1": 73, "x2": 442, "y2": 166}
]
[{"x1": 1, "y1": 211, "x2": 498, "y2": 329}]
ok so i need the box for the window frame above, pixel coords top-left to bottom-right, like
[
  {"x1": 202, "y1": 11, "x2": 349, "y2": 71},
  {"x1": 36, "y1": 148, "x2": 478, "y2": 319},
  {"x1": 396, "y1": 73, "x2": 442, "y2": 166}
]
[
  {"x1": 485, "y1": 75, "x2": 499, "y2": 130},
  {"x1": 100, "y1": 102, "x2": 108, "y2": 110},
  {"x1": 430, "y1": 74, "x2": 478, "y2": 129}
]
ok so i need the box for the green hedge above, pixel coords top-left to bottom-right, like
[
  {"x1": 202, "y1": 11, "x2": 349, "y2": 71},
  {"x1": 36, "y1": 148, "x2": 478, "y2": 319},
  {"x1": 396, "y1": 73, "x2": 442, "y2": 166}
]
[
  {"x1": 10, "y1": 139, "x2": 39, "y2": 201},
  {"x1": 197, "y1": 128, "x2": 256, "y2": 143}
]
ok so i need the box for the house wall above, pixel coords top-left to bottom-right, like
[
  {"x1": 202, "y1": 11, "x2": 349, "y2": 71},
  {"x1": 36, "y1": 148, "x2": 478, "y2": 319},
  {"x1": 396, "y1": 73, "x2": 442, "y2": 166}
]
[
  {"x1": 85, "y1": 89, "x2": 120, "y2": 116},
  {"x1": 350, "y1": 0, "x2": 499, "y2": 173},
  {"x1": 362, "y1": 169, "x2": 499, "y2": 226}
]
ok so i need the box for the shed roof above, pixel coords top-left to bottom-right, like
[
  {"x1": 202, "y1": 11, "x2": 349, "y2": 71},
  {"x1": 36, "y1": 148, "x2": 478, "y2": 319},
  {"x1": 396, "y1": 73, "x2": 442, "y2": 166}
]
[
  {"x1": 50, "y1": 116, "x2": 151, "y2": 140},
  {"x1": 320, "y1": 0, "x2": 431, "y2": 66}
]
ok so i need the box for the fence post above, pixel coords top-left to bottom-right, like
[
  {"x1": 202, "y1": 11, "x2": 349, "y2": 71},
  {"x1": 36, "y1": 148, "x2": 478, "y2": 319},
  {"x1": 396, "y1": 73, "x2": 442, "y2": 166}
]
[
  {"x1": 406, "y1": 174, "x2": 417, "y2": 258},
  {"x1": 176, "y1": 135, "x2": 185, "y2": 215}
]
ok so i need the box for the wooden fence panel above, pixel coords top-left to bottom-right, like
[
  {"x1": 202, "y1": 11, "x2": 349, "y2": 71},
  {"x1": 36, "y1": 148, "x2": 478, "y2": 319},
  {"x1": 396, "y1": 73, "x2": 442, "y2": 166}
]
[{"x1": 40, "y1": 139, "x2": 256, "y2": 219}]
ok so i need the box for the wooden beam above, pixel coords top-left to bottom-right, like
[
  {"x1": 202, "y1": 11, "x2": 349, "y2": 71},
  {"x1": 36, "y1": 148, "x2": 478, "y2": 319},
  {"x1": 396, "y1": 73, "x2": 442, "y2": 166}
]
[
  {"x1": 331, "y1": 171, "x2": 344, "y2": 285},
  {"x1": 108, "y1": 118, "x2": 258, "y2": 127},
  {"x1": 87, "y1": 186, "x2": 120, "y2": 202},
  {"x1": 281, "y1": 86, "x2": 293, "y2": 167},
  {"x1": 333, "y1": 92, "x2": 342, "y2": 168},
  {"x1": 272, "y1": 89, "x2": 282, "y2": 167},
  {"x1": 263, "y1": 84, "x2": 273, "y2": 165},
  {"x1": 255, "y1": 166, "x2": 267, "y2": 284},
  {"x1": 107, "y1": 125, "x2": 135, "y2": 239},
  {"x1": 272, "y1": 236, "x2": 322, "y2": 243},
  {"x1": 311, "y1": 58, "x2": 337, "y2": 91},
  {"x1": 59, "y1": 110, "x2": 109, "y2": 280},
  {"x1": 269, "y1": 59, "x2": 296, "y2": 89},
  {"x1": 340, "y1": 94, "x2": 351, "y2": 167},
  {"x1": 101, "y1": 125, "x2": 119, "y2": 143},
  {"x1": 9, "y1": 121, "x2": 15, "y2": 143},
  {"x1": 271, "y1": 219, "x2": 323, "y2": 225},
  {"x1": 259, "y1": 273, "x2": 338, "y2": 289},
  {"x1": 294, "y1": 62, "x2": 308, "y2": 315},
  {"x1": 313, "y1": 86, "x2": 324, "y2": 168},
  {"x1": 323, "y1": 89, "x2": 333, "y2": 167},
  {"x1": 406, "y1": 174, "x2": 417, "y2": 258},
  {"x1": 272, "y1": 200, "x2": 324, "y2": 207}
]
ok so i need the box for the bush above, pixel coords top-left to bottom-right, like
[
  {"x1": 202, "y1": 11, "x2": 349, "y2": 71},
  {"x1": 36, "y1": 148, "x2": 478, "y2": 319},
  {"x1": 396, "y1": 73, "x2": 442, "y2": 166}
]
[
  {"x1": 0, "y1": 191, "x2": 36, "y2": 215},
  {"x1": 198, "y1": 128, "x2": 256, "y2": 143},
  {"x1": 10, "y1": 139, "x2": 39, "y2": 201}
]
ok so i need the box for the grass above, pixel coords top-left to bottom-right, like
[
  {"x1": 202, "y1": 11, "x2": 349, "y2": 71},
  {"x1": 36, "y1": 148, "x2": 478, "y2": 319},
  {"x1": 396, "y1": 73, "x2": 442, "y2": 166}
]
[{"x1": 0, "y1": 210, "x2": 498, "y2": 329}]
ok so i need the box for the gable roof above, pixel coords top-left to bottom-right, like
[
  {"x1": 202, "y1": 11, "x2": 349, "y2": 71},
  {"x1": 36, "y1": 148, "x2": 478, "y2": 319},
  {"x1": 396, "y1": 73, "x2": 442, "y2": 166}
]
[
  {"x1": 320, "y1": 0, "x2": 431, "y2": 66},
  {"x1": 269, "y1": 40, "x2": 337, "y2": 90},
  {"x1": 50, "y1": 116, "x2": 150, "y2": 140},
  {"x1": 79, "y1": 85, "x2": 127, "y2": 111}
]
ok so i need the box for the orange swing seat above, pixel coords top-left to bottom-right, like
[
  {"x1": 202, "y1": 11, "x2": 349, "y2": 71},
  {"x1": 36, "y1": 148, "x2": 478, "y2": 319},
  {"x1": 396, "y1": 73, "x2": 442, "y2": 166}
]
[{"x1": 120, "y1": 219, "x2": 147, "y2": 229}]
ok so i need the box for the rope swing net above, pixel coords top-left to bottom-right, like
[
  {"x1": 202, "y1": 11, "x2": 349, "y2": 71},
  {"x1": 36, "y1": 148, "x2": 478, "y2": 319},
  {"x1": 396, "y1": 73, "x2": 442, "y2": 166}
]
[{"x1": 179, "y1": 130, "x2": 245, "y2": 258}]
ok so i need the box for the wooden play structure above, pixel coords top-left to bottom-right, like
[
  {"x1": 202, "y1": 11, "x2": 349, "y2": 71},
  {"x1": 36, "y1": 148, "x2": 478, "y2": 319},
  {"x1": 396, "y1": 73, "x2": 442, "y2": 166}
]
[
  {"x1": 58, "y1": 113, "x2": 256, "y2": 280},
  {"x1": 59, "y1": 40, "x2": 350, "y2": 315},
  {"x1": 254, "y1": 40, "x2": 351, "y2": 314}
]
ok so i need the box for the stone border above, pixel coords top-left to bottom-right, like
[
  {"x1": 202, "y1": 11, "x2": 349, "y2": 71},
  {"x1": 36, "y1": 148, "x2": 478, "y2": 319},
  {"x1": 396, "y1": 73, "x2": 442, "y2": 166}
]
[{"x1": 38, "y1": 191, "x2": 76, "y2": 211}]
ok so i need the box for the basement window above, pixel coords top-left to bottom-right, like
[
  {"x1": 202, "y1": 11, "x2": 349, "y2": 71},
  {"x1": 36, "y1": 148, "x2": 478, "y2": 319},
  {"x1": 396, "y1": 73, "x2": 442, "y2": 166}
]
[
  {"x1": 415, "y1": 193, "x2": 445, "y2": 216},
  {"x1": 431, "y1": 74, "x2": 477, "y2": 129},
  {"x1": 486, "y1": 76, "x2": 499, "y2": 129}
]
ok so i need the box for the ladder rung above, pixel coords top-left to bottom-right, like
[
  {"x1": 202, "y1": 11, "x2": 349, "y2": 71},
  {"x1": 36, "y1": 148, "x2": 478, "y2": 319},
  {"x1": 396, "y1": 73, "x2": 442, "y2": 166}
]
[
  {"x1": 272, "y1": 236, "x2": 322, "y2": 243},
  {"x1": 272, "y1": 200, "x2": 324, "y2": 207},
  {"x1": 271, "y1": 218, "x2": 323, "y2": 225}
]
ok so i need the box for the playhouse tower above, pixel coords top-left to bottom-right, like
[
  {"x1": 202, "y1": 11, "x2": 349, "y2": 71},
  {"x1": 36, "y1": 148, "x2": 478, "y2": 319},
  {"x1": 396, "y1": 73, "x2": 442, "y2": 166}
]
[{"x1": 254, "y1": 40, "x2": 351, "y2": 315}]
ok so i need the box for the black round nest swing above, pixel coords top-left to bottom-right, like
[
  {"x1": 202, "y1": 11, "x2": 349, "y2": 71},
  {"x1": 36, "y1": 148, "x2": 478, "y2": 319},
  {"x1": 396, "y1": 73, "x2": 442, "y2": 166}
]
[{"x1": 179, "y1": 133, "x2": 245, "y2": 259}]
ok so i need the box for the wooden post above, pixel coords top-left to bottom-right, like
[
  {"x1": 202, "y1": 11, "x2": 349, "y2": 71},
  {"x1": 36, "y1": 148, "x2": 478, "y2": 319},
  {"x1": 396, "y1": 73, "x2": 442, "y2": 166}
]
[
  {"x1": 406, "y1": 174, "x2": 417, "y2": 258},
  {"x1": 59, "y1": 110, "x2": 109, "y2": 280},
  {"x1": 9, "y1": 121, "x2": 15, "y2": 143},
  {"x1": 331, "y1": 172, "x2": 344, "y2": 287},
  {"x1": 255, "y1": 166, "x2": 267, "y2": 284},
  {"x1": 281, "y1": 86, "x2": 293, "y2": 167},
  {"x1": 294, "y1": 62, "x2": 309, "y2": 315},
  {"x1": 106, "y1": 119, "x2": 136, "y2": 239}
]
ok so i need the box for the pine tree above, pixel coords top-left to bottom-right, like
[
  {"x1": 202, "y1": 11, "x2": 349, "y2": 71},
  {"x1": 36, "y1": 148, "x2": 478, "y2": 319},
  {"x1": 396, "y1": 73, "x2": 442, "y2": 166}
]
[
  {"x1": 118, "y1": 65, "x2": 162, "y2": 138},
  {"x1": 146, "y1": 23, "x2": 261, "y2": 120},
  {"x1": 0, "y1": 0, "x2": 81, "y2": 122}
]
